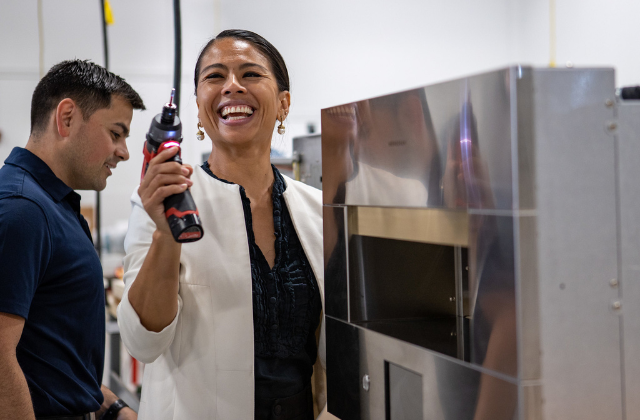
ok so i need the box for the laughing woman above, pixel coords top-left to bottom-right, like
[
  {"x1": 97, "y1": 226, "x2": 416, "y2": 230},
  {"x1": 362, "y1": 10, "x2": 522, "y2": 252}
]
[{"x1": 117, "y1": 30, "x2": 330, "y2": 420}]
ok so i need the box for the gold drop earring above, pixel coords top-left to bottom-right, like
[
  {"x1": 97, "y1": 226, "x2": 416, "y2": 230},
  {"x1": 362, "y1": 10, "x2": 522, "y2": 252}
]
[
  {"x1": 196, "y1": 121, "x2": 205, "y2": 141},
  {"x1": 277, "y1": 113, "x2": 286, "y2": 135}
]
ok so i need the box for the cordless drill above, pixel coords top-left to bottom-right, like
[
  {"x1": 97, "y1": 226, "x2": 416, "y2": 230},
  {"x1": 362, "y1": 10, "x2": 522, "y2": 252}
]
[{"x1": 141, "y1": 89, "x2": 204, "y2": 243}]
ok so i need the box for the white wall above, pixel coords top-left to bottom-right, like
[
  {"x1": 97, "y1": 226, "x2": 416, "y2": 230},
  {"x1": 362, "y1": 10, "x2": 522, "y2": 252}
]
[
  {"x1": 510, "y1": 0, "x2": 640, "y2": 86},
  {"x1": 556, "y1": 0, "x2": 640, "y2": 86},
  {"x1": 1, "y1": 0, "x2": 639, "y2": 231}
]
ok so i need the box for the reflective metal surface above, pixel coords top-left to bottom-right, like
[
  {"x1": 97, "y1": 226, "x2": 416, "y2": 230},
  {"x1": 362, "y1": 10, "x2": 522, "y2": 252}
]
[
  {"x1": 324, "y1": 205, "x2": 348, "y2": 321},
  {"x1": 532, "y1": 69, "x2": 622, "y2": 420},
  {"x1": 618, "y1": 102, "x2": 640, "y2": 420},
  {"x1": 326, "y1": 316, "x2": 518, "y2": 420},
  {"x1": 326, "y1": 317, "x2": 361, "y2": 420},
  {"x1": 349, "y1": 207, "x2": 468, "y2": 247},
  {"x1": 347, "y1": 235, "x2": 457, "y2": 321},
  {"x1": 514, "y1": 67, "x2": 536, "y2": 210},
  {"x1": 322, "y1": 68, "x2": 515, "y2": 210},
  {"x1": 521, "y1": 385, "x2": 542, "y2": 420},
  {"x1": 515, "y1": 216, "x2": 540, "y2": 381},
  {"x1": 467, "y1": 214, "x2": 517, "y2": 376},
  {"x1": 323, "y1": 67, "x2": 637, "y2": 419},
  {"x1": 387, "y1": 362, "x2": 423, "y2": 420}
]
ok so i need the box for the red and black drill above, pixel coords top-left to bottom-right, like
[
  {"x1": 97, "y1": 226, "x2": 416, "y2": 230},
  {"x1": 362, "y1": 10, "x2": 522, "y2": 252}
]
[{"x1": 141, "y1": 89, "x2": 203, "y2": 242}]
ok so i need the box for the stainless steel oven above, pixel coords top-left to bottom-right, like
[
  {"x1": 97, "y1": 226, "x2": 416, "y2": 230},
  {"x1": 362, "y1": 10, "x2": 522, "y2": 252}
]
[{"x1": 322, "y1": 67, "x2": 640, "y2": 420}]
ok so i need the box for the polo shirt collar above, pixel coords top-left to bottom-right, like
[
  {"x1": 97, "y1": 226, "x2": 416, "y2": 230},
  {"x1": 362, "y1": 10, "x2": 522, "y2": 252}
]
[{"x1": 4, "y1": 147, "x2": 76, "y2": 204}]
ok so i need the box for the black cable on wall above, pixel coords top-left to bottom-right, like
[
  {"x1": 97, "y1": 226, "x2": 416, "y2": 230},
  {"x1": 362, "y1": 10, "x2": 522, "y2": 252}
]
[
  {"x1": 100, "y1": 0, "x2": 109, "y2": 71},
  {"x1": 173, "y1": 0, "x2": 182, "y2": 114},
  {"x1": 95, "y1": 1, "x2": 182, "y2": 259},
  {"x1": 97, "y1": 0, "x2": 109, "y2": 259}
]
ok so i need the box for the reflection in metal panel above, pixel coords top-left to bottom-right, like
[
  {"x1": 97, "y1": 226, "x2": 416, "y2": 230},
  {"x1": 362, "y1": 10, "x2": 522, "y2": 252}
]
[
  {"x1": 387, "y1": 362, "x2": 423, "y2": 420},
  {"x1": 323, "y1": 67, "x2": 638, "y2": 419},
  {"x1": 324, "y1": 205, "x2": 348, "y2": 321},
  {"x1": 467, "y1": 214, "x2": 516, "y2": 375},
  {"x1": 322, "y1": 69, "x2": 514, "y2": 210}
]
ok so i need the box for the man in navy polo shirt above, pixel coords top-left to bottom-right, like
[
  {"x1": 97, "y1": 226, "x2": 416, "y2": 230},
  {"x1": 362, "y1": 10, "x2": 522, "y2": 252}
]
[{"x1": 0, "y1": 60, "x2": 145, "y2": 420}]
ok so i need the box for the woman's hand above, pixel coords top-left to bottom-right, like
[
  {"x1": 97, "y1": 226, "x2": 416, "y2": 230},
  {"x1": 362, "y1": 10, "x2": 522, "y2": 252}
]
[{"x1": 138, "y1": 147, "x2": 193, "y2": 234}]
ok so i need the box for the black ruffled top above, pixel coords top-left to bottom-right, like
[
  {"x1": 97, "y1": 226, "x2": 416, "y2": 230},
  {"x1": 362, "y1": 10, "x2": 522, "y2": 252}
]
[{"x1": 201, "y1": 162, "x2": 322, "y2": 402}]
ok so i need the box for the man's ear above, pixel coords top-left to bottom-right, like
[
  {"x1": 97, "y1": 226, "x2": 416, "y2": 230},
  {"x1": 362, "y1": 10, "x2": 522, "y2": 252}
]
[{"x1": 55, "y1": 98, "x2": 79, "y2": 138}]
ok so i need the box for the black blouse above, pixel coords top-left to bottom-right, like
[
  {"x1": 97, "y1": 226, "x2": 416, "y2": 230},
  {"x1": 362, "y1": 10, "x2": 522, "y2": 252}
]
[{"x1": 201, "y1": 163, "x2": 322, "y2": 403}]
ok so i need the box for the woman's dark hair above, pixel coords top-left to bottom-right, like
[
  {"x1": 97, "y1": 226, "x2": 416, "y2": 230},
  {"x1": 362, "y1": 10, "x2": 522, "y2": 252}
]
[
  {"x1": 30, "y1": 59, "x2": 145, "y2": 135},
  {"x1": 194, "y1": 29, "x2": 290, "y2": 95}
]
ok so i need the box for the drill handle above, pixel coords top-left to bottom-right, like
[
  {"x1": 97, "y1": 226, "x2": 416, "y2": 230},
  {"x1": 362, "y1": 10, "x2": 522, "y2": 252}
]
[{"x1": 141, "y1": 139, "x2": 183, "y2": 181}]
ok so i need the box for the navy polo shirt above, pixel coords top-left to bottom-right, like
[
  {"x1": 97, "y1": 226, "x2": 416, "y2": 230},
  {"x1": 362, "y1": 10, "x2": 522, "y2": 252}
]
[{"x1": 0, "y1": 147, "x2": 105, "y2": 416}]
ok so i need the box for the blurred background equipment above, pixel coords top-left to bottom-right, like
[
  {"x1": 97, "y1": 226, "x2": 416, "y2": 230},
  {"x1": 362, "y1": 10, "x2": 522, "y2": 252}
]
[
  {"x1": 270, "y1": 134, "x2": 322, "y2": 188},
  {"x1": 620, "y1": 85, "x2": 640, "y2": 100},
  {"x1": 292, "y1": 134, "x2": 322, "y2": 189}
]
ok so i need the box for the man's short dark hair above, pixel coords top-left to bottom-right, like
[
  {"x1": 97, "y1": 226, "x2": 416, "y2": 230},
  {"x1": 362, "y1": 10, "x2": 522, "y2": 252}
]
[{"x1": 30, "y1": 59, "x2": 146, "y2": 135}]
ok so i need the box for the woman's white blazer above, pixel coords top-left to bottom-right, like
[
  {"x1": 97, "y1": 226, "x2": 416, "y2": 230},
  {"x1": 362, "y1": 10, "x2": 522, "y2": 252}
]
[{"x1": 117, "y1": 166, "x2": 327, "y2": 420}]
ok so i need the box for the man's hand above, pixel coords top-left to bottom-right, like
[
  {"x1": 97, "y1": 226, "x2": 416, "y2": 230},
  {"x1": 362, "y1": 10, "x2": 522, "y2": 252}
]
[
  {"x1": 96, "y1": 385, "x2": 137, "y2": 420},
  {"x1": 116, "y1": 407, "x2": 138, "y2": 420}
]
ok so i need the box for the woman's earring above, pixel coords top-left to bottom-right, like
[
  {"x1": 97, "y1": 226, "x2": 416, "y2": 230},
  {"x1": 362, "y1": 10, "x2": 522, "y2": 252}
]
[
  {"x1": 196, "y1": 122, "x2": 205, "y2": 141},
  {"x1": 277, "y1": 112, "x2": 287, "y2": 135}
]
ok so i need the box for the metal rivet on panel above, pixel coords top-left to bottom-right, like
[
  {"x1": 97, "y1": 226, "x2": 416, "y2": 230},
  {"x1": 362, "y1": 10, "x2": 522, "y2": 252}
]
[
  {"x1": 612, "y1": 301, "x2": 622, "y2": 310},
  {"x1": 610, "y1": 278, "x2": 619, "y2": 288},
  {"x1": 362, "y1": 374, "x2": 370, "y2": 391},
  {"x1": 605, "y1": 99, "x2": 614, "y2": 108}
]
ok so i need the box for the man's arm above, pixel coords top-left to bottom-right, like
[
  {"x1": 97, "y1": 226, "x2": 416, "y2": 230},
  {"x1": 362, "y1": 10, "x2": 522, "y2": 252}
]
[
  {"x1": 0, "y1": 198, "x2": 49, "y2": 420},
  {"x1": 95, "y1": 385, "x2": 137, "y2": 420},
  {"x1": 0, "y1": 312, "x2": 35, "y2": 420}
]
